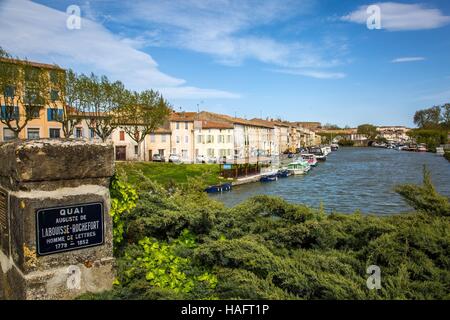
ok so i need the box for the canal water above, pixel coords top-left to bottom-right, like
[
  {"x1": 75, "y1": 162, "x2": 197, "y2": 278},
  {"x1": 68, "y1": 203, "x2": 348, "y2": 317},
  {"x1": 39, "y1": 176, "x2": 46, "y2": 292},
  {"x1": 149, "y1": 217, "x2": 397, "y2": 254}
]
[{"x1": 209, "y1": 147, "x2": 450, "y2": 215}]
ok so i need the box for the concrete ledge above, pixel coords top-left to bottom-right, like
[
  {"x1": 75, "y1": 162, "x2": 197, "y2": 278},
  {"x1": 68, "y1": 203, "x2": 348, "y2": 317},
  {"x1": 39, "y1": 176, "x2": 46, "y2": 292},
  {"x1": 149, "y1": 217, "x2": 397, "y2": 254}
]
[{"x1": 0, "y1": 139, "x2": 114, "y2": 191}]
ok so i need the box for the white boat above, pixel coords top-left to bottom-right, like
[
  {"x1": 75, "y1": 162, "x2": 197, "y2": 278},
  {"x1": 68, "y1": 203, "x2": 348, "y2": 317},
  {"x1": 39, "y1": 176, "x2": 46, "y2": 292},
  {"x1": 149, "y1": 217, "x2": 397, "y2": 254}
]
[
  {"x1": 436, "y1": 147, "x2": 444, "y2": 155},
  {"x1": 287, "y1": 160, "x2": 310, "y2": 175},
  {"x1": 300, "y1": 154, "x2": 318, "y2": 167}
]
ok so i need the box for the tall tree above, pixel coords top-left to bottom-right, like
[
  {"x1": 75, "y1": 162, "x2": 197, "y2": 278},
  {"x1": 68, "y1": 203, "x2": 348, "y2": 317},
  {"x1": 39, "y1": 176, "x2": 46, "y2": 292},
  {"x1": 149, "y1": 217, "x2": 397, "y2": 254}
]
[
  {"x1": 441, "y1": 103, "x2": 450, "y2": 129},
  {"x1": 119, "y1": 89, "x2": 172, "y2": 159},
  {"x1": 52, "y1": 69, "x2": 83, "y2": 137},
  {"x1": 357, "y1": 124, "x2": 378, "y2": 140},
  {"x1": 81, "y1": 73, "x2": 125, "y2": 142},
  {"x1": 413, "y1": 106, "x2": 442, "y2": 129},
  {"x1": 0, "y1": 48, "x2": 53, "y2": 138}
]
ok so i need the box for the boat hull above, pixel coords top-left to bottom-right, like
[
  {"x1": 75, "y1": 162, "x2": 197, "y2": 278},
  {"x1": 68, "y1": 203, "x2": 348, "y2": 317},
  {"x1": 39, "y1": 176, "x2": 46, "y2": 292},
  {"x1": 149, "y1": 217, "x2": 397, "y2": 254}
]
[
  {"x1": 205, "y1": 183, "x2": 232, "y2": 193},
  {"x1": 260, "y1": 175, "x2": 278, "y2": 182}
]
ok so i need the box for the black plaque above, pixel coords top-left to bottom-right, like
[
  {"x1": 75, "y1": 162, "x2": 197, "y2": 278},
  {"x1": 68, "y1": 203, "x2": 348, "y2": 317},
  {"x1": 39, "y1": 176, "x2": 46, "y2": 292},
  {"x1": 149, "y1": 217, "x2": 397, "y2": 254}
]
[{"x1": 36, "y1": 202, "x2": 104, "y2": 256}]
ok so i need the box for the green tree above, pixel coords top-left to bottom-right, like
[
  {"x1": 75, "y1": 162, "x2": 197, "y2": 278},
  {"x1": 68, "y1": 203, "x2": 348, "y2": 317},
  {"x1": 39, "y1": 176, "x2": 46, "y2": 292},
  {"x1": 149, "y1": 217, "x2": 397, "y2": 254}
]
[
  {"x1": 357, "y1": 124, "x2": 378, "y2": 140},
  {"x1": 441, "y1": 103, "x2": 450, "y2": 129},
  {"x1": 118, "y1": 89, "x2": 172, "y2": 160},
  {"x1": 79, "y1": 73, "x2": 126, "y2": 142},
  {"x1": 0, "y1": 48, "x2": 54, "y2": 138},
  {"x1": 52, "y1": 69, "x2": 83, "y2": 137},
  {"x1": 413, "y1": 106, "x2": 442, "y2": 129}
]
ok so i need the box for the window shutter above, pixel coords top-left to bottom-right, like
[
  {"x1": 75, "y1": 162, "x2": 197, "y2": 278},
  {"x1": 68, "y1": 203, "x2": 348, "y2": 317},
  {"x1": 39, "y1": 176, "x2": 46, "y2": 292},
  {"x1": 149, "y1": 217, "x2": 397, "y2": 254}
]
[
  {"x1": 0, "y1": 106, "x2": 5, "y2": 120},
  {"x1": 47, "y1": 108, "x2": 52, "y2": 121},
  {"x1": 14, "y1": 107, "x2": 19, "y2": 119},
  {"x1": 57, "y1": 109, "x2": 64, "y2": 120}
]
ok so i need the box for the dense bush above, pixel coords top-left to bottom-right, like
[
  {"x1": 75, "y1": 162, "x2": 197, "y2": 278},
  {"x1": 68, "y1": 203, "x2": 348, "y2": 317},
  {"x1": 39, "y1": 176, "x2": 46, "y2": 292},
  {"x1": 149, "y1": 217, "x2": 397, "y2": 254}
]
[
  {"x1": 81, "y1": 168, "x2": 450, "y2": 300},
  {"x1": 445, "y1": 151, "x2": 450, "y2": 162}
]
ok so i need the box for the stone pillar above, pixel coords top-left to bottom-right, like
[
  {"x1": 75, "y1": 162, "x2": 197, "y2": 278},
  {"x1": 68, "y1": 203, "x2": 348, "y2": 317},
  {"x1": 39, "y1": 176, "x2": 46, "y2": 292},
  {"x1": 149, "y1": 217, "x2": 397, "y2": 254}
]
[{"x1": 0, "y1": 139, "x2": 115, "y2": 300}]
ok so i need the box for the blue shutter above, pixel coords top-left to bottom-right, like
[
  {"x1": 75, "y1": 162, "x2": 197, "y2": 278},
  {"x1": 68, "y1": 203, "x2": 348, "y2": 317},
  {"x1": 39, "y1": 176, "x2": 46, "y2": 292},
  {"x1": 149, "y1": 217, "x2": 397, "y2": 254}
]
[
  {"x1": 0, "y1": 106, "x2": 5, "y2": 120},
  {"x1": 57, "y1": 109, "x2": 64, "y2": 120},
  {"x1": 47, "y1": 108, "x2": 52, "y2": 121},
  {"x1": 14, "y1": 107, "x2": 19, "y2": 119}
]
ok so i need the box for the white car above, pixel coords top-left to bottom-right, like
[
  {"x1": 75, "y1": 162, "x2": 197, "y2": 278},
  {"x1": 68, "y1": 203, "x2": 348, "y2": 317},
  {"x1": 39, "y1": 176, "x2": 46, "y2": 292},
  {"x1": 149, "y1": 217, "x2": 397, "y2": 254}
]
[
  {"x1": 168, "y1": 154, "x2": 181, "y2": 163},
  {"x1": 196, "y1": 155, "x2": 208, "y2": 163}
]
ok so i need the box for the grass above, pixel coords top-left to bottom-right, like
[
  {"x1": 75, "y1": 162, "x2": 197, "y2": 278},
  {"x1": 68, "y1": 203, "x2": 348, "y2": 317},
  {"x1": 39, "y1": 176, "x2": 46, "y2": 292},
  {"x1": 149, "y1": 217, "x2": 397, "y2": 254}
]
[{"x1": 116, "y1": 161, "x2": 226, "y2": 186}]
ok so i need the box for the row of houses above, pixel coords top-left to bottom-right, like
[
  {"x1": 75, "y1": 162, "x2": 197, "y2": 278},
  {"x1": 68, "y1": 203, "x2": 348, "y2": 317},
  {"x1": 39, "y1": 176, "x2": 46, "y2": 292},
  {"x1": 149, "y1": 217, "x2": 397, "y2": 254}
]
[
  {"x1": 0, "y1": 58, "x2": 322, "y2": 163},
  {"x1": 1, "y1": 108, "x2": 322, "y2": 163}
]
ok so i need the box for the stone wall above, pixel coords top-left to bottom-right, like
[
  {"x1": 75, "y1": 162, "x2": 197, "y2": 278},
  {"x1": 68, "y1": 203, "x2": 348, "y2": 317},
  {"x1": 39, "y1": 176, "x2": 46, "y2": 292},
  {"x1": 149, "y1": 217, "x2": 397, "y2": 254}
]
[{"x1": 0, "y1": 139, "x2": 115, "y2": 300}]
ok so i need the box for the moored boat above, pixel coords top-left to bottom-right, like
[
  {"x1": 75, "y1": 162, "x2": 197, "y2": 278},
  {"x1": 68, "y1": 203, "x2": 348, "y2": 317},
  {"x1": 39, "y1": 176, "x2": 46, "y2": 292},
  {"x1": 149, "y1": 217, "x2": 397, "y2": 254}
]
[
  {"x1": 260, "y1": 172, "x2": 279, "y2": 182},
  {"x1": 300, "y1": 154, "x2": 318, "y2": 167},
  {"x1": 309, "y1": 147, "x2": 327, "y2": 161},
  {"x1": 417, "y1": 144, "x2": 427, "y2": 152},
  {"x1": 287, "y1": 160, "x2": 310, "y2": 175},
  {"x1": 205, "y1": 183, "x2": 232, "y2": 193},
  {"x1": 331, "y1": 144, "x2": 339, "y2": 151},
  {"x1": 277, "y1": 169, "x2": 292, "y2": 178}
]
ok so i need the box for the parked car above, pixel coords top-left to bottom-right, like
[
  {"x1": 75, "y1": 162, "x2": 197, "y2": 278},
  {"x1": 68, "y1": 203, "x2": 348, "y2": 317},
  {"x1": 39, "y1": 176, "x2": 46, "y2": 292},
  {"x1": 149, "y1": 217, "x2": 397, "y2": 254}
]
[
  {"x1": 287, "y1": 153, "x2": 295, "y2": 158},
  {"x1": 168, "y1": 154, "x2": 181, "y2": 163},
  {"x1": 152, "y1": 154, "x2": 165, "y2": 162},
  {"x1": 196, "y1": 155, "x2": 208, "y2": 163}
]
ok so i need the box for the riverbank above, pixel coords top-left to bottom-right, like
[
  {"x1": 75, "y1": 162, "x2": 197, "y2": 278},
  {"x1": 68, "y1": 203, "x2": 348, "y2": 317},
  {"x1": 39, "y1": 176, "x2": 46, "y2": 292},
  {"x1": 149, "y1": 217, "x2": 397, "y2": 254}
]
[{"x1": 116, "y1": 162, "x2": 225, "y2": 186}]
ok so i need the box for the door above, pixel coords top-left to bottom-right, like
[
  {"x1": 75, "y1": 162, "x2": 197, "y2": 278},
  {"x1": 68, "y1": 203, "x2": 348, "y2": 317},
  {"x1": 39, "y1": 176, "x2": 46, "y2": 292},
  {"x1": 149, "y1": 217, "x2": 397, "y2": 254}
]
[
  {"x1": 149, "y1": 150, "x2": 153, "y2": 161},
  {"x1": 115, "y1": 146, "x2": 126, "y2": 161}
]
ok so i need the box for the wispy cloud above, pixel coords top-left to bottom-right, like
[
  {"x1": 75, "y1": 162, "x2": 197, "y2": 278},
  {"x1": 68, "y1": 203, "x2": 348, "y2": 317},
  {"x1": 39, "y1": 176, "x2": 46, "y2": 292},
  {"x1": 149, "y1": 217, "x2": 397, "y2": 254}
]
[
  {"x1": 0, "y1": 0, "x2": 239, "y2": 99},
  {"x1": 418, "y1": 89, "x2": 450, "y2": 104},
  {"x1": 106, "y1": 0, "x2": 347, "y2": 74},
  {"x1": 273, "y1": 68, "x2": 347, "y2": 79},
  {"x1": 391, "y1": 57, "x2": 426, "y2": 63},
  {"x1": 342, "y1": 2, "x2": 450, "y2": 31}
]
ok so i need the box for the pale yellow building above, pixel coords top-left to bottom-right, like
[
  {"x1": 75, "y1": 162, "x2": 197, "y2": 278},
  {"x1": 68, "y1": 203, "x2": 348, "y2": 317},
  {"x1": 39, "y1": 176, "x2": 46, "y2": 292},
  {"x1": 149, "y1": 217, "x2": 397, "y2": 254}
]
[{"x1": 0, "y1": 59, "x2": 65, "y2": 142}]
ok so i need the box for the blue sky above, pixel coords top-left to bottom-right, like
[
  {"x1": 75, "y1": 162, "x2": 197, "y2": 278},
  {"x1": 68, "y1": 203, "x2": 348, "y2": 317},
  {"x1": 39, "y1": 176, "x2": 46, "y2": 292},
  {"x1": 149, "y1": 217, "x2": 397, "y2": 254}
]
[{"x1": 1, "y1": 0, "x2": 449, "y2": 127}]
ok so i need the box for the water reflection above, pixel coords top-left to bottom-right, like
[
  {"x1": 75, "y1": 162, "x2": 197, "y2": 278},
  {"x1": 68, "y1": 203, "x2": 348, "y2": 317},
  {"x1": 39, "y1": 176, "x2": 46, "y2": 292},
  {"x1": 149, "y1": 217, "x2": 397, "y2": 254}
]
[{"x1": 210, "y1": 148, "x2": 450, "y2": 214}]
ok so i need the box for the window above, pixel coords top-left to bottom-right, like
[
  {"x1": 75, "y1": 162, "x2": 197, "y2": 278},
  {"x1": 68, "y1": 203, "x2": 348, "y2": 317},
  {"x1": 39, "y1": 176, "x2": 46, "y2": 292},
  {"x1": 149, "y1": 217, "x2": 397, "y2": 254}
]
[
  {"x1": 150, "y1": 134, "x2": 155, "y2": 143},
  {"x1": 185, "y1": 135, "x2": 188, "y2": 143},
  {"x1": 90, "y1": 128, "x2": 95, "y2": 139},
  {"x1": 227, "y1": 135, "x2": 232, "y2": 143},
  {"x1": 185, "y1": 122, "x2": 188, "y2": 130},
  {"x1": 27, "y1": 106, "x2": 40, "y2": 119},
  {"x1": 25, "y1": 67, "x2": 39, "y2": 82},
  {"x1": 2, "y1": 128, "x2": 15, "y2": 141},
  {"x1": 172, "y1": 148, "x2": 176, "y2": 154},
  {"x1": 197, "y1": 135, "x2": 202, "y2": 143},
  {"x1": 47, "y1": 108, "x2": 62, "y2": 121},
  {"x1": 49, "y1": 128, "x2": 60, "y2": 139},
  {"x1": 161, "y1": 134, "x2": 167, "y2": 143},
  {"x1": 176, "y1": 122, "x2": 180, "y2": 129},
  {"x1": 181, "y1": 149, "x2": 188, "y2": 159},
  {"x1": 76, "y1": 127, "x2": 83, "y2": 138},
  {"x1": 158, "y1": 149, "x2": 165, "y2": 157},
  {"x1": 134, "y1": 146, "x2": 138, "y2": 155},
  {"x1": 119, "y1": 131, "x2": 125, "y2": 141},
  {"x1": 5, "y1": 86, "x2": 15, "y2": 98},
  {"x1": 50, "y1": 70, "x2": 59, "y2": 84},
  {"x1": 50, "y1": 90, "x2": 59, "y2": 102},
  {"x1": 27, "y1": 128, "x2": 40, "y2": 140},
  {"x1": 1, "y1": 106, "x2": 19, "y2": 120},
  {"x1": 206, "y1": 135, "x2": 214, "y2": 143},
  {"x1": 176, "y1": 136, "x2": 180, "y2": 144}
]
